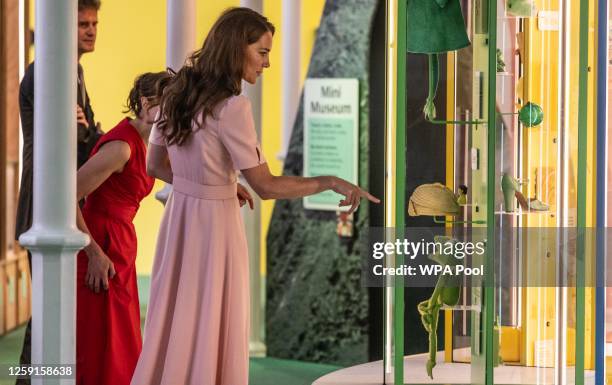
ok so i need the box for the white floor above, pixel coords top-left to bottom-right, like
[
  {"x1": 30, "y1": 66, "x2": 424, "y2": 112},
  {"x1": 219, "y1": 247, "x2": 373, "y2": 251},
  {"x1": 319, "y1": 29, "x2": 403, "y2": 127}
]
[{"x1": 313, "y1": 351, "x2": 595, "y2": 385}]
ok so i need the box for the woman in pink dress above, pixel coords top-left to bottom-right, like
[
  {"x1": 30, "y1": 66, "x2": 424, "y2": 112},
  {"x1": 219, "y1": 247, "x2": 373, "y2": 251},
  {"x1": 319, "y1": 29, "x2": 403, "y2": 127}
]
[{"x1": 131, "y1": 7, "x2": 379, "y2": 385}]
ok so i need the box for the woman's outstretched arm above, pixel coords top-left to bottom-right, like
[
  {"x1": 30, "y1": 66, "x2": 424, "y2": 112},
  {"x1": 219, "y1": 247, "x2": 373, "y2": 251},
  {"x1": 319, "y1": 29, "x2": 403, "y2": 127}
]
[{"x1": 241, "y1": 162, "x2": 380, "y2": 213}]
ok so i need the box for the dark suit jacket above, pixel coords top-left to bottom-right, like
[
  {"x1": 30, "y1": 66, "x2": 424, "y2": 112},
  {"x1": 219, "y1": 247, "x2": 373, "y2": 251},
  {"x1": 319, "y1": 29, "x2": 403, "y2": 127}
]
[{"x1": 15, "y1": 62, "x2": 101, "y2": 240}]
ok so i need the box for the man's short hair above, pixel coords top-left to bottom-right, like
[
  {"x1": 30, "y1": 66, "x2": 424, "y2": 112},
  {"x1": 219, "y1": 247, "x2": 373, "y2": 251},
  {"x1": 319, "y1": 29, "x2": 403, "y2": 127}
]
[{"x1": 78, "y1": 0, "x2": 100, "y2": 11}]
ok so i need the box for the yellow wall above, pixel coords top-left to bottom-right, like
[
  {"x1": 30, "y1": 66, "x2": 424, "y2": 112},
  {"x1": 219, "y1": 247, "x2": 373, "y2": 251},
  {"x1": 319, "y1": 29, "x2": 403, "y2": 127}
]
[{"x1": 78, "y1": 1, "x2": 324, "y2": 274}]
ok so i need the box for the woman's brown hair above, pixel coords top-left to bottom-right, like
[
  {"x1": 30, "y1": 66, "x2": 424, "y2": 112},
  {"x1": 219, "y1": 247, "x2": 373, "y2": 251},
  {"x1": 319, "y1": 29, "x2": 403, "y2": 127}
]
[
  {"x1": 157, "y1": 7, "x2": 275, "y2": 146},
  {"x1": 124, "y1": 71, "x2": 172, "y2": 117}
]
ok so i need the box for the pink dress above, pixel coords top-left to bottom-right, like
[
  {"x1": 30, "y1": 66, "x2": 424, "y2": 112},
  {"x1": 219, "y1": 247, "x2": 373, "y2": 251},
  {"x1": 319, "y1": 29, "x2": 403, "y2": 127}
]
[{"x1": 131, "y1": 96, "x2": 265, "y2": 385}]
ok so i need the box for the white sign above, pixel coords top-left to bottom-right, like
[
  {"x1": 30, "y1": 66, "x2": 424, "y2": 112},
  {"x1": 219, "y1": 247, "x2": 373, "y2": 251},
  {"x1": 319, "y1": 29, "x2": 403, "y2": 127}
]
[{"x1": 303, "y1": 78, "x2": 359, "y2": 211}]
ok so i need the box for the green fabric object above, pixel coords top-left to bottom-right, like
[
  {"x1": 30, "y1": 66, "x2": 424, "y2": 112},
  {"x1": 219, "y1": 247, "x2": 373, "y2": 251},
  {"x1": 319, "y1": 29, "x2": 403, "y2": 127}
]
[
  {"x1": 423, "y1": 54, "x2": 439, "y2": 120},
  {"x1": 427, "y1": 237, "x2": 459, "y2": 267},
  {"x1": 417, "y1": 236, "x2": 463, "y2": 379},
  {"x1": 419, "y1": 295, "x2": 441, "y2": 378},
  {"x1": 427, "y1": 236, "x2": 461, "y2": 307},
  {"x1": 406, "y1": 0, "x2": 470, "y2": 54},
  {"x1": 407, "y1": 0, "x2": 470, "y2": 120},
  {"x1": 518, "y1": 102, "x2": 544, "y2": 127}
]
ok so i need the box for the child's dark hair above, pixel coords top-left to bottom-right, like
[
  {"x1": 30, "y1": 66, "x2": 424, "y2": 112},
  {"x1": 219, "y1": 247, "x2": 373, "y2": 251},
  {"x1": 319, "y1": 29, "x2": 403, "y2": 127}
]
[
  {"x1": 124, "y1": 72, "x2": 172, "y2": 117},
  {"x1": 78, "y1": 0, "x2": 101, "y2": 11}
]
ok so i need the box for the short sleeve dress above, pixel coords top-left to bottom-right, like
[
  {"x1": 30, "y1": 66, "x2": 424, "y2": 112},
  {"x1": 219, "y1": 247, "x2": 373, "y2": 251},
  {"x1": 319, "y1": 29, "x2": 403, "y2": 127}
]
[
  {"x1": 131, "y1": 95, "x2": 265, "y2": 385},
  {"x1": 76, "y1": 118, "x2": 154, "y2": 385}
]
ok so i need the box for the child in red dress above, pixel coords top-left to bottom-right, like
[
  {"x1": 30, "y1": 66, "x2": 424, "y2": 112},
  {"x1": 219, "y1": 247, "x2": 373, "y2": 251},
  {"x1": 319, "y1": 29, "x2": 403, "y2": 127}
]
[{"x1": 75, "y1": 72, "x2": 170, "y2": 385}]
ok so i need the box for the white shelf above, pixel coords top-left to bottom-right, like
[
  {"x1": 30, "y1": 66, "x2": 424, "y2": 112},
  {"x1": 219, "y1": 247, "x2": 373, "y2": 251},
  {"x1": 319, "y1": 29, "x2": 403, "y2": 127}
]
[
  {"x1": 495, "y1": 209, "x2": 550, "y2": 216},
  {"x1": 441, "y1": 304, "x2": 482, "y2": 312}
]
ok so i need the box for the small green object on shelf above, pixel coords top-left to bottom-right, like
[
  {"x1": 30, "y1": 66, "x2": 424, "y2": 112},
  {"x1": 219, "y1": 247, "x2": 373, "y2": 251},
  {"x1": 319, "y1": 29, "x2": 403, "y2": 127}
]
[
  {"x1": 455, "y1": 184, "x2": 468, "y2": 205},
  {"x1": 518, "y1": 102, "x2": 544, "y2": 127}
]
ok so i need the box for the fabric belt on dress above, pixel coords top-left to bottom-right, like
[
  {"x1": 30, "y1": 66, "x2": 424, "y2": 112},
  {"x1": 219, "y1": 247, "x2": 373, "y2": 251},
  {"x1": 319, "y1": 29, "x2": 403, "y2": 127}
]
[
  {"x1": 173, "y1": 177, "x2": 237, "y2": 200},
  {"x1": 85, "y1": 204, "x2": 138, "y2": 221}
]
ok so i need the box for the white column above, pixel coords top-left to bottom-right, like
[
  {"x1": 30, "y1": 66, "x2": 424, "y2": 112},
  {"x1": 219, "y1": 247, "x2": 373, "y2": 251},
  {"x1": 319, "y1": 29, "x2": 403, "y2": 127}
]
[
  {"x1": 18, "y1": 0, "x2": 88, "y2": 383},
  {"x1": 242, "y1": 0, "x2": 263, "y2": 139},
  {"x1": 241, "y1": 0, "x2": 263, "y2": 136},
  {"x1": 156, "y1": 0, "x2": 196, "y2": 204},
  {"x1": 240, "y1": 0, "x2": 266, "y2": 358},
  {"x1": 278, "y1": 0, "x2": 300, "y2": 159},
  {"x1": 166, "y1": 0, "x2": 196, "y2": 71}
]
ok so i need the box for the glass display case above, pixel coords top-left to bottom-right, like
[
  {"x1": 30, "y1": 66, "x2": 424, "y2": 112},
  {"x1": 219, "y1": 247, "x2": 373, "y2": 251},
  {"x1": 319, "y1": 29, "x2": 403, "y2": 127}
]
[{"x1": 383, "y1": 0, "x2": 602, "y2": 384}]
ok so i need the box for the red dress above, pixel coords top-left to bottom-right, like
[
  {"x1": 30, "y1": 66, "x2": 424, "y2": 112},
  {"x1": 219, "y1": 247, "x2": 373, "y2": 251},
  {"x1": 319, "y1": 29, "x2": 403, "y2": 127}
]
[{"x1": 76, "y1": 118, "x2": 154, "y2": 385}]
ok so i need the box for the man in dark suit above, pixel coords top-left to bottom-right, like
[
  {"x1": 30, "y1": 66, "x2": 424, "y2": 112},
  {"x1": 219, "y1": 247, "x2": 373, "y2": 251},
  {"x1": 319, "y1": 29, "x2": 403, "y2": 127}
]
[{"x1": 15, "y1": 1, "x2": 102, "y2": 382}]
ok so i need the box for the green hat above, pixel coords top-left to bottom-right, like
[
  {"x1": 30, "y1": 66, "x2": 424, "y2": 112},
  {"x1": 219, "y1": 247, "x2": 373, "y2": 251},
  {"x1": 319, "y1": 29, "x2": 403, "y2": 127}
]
[
  {"x1": 406, "y1": 0, "x2": 470, "y2": 120},
  {"x1": 408, "y1": 183, "x2": 460, "y2": 217}
]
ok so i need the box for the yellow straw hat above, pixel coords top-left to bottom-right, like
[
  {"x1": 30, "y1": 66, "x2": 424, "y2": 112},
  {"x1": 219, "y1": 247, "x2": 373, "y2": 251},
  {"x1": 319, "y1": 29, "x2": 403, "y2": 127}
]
[{"x1": 408, "y1": 183, "x2": 460, "y2": 217}]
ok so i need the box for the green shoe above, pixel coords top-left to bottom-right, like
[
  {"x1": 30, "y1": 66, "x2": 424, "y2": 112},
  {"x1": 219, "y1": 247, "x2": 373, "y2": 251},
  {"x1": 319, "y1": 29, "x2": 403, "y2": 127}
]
[
  {"x1": 501, "y1": 173, "x2": 530, "y2": 212},
  {"x1": 501, "y1": 173, "x2": 520, "y2": 212}
]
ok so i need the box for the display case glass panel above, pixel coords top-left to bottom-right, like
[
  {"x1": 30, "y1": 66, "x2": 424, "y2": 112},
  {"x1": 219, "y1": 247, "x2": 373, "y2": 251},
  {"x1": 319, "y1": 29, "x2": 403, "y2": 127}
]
[{"x1": 385, "y1": 0, "x2": 599, "y2": 384}]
